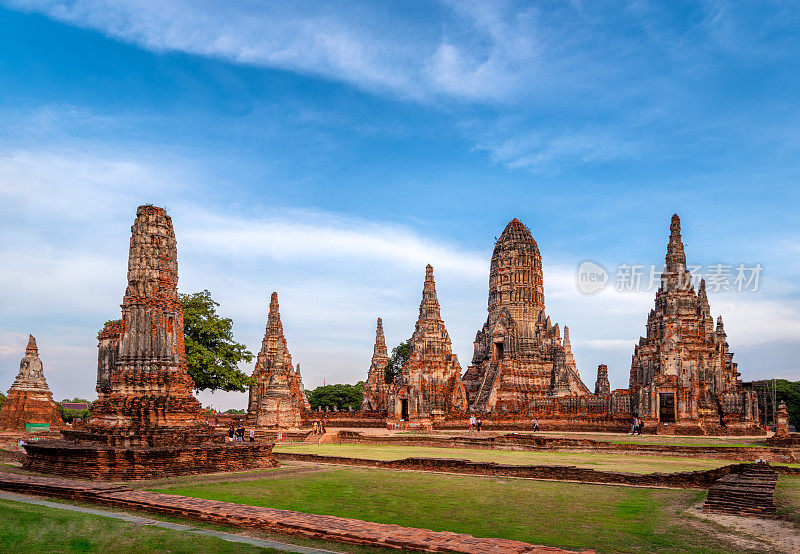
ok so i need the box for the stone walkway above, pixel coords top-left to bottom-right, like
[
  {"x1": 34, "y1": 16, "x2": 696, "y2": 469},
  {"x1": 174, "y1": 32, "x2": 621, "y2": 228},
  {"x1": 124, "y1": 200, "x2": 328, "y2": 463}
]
[
  {"x1": 0, "y1": 490, "x2": 334, "y2": 553},
  {"x1": 0, "y1": 472, "x2": 590, "y2": 553}
]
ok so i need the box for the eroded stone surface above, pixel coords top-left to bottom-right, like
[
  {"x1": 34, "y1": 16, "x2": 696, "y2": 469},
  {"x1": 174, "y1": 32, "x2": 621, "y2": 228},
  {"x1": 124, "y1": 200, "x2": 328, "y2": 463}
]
[
  {"x1": 463, "y1": 219, "x2": 590, "y2": 413},
  {"x1": 0, "y1": 336, "x2": 63, "y2": 431},
  {"x1": 628, "y1": 215, "x2": 759, "y2": 433},
  {"x1": 362, "y1": 318, "x2": 390, "y2": 413},
  {"x1": 247, "y1": 292, "x2": 308, "y2": 428},
  {"x1": 24, "y1": 205, "x2": 276, "y2": 478},
  {"x1": 387, "y1": 265, "x2": 467, "y2": 421},
  {"x1": 73, "y1": 206, "x2": 210, "y2": 447}
]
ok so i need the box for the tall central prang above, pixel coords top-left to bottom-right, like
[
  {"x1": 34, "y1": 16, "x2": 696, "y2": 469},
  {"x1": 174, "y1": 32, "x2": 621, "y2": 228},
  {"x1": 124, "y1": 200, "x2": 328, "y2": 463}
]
[{"x1": 463, "y1": 219, "x2": 590, "y2": 413}]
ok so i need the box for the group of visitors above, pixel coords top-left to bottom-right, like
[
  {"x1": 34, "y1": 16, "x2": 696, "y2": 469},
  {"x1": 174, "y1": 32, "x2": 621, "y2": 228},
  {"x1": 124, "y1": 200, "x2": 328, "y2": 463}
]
[
  {"x1": 468, "y1": 415, "x2": 483, "y2": 433},
  {"x1": 629, "y1": 417, "x2": 644, "y2": 435},
  {"x1": 312, "y1": 417, "x2": 327, "y2": 434},
  {"x1": 227, "y1": 425, "x2": 255, "y2": 442}
]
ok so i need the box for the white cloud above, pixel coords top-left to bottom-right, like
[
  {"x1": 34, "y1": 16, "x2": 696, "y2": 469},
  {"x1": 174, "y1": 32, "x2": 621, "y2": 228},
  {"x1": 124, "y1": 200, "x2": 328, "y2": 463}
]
[
  {"x1": 5, "y1": 0, "x2": 554, "y2": 104},
  {"x1": 2, "y1": 147, "x2": 798, "y2": 407}
]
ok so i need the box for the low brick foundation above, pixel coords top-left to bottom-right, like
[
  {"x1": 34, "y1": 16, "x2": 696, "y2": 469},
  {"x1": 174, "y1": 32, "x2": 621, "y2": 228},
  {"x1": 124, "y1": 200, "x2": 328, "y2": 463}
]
[
  {"x1": 273, "y1": 452, "x2": 798, "y2": 488},
  {"x1": 23, "y1": 440, "x2": 278, "y2": 480},
  {"x1": 0, "y1": 472, "x2": 589, "y2": 553},
  {"x1": 324, "y1": 431, "x2": 799, "y2": 463},
  {"x1": 703, "y1": 463, "x2": 779, "y2": 517}
]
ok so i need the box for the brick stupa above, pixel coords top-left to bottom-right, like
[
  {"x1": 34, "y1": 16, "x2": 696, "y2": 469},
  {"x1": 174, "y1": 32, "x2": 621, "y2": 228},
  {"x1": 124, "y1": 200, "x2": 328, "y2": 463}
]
[
  {"x1": 247, "y1": 293, "x2": 308, "y2": 428},
  {"x1": 24, "y1": 205, "x2": 277, "y2": 479},
  {"x1": 628, "y1": 214, "x2": 759, "y2": 433},
  {"x1": 387, "y1": 265, "x2": 466, "y2": 421},
  {"x1": 362, "y1": 317, "x2": 390, "y2": 413},
  {"x1": 0, "y1": 335, "x2": 63, "y2": 432},
  {"x1": 463, "y1": 219, "x2": 590, "y2": 413}
]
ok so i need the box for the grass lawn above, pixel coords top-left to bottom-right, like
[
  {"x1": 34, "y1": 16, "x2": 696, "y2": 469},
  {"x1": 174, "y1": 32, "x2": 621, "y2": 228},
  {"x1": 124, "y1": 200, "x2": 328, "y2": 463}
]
[
  {"x1": 436, "y1": 430, "x2": 768, "y2": 447},
  {"x1": 776, "y1": 475, "x2": 800, "y2": 525},
  {"x1": 273, "y1": 442, "x2": 731, "y2": 473},
  {"x1": 152, "y1": 467, "x2": 741, "y2": 552},
  {"x1": 0, "y1": 498, "x2": 271, "y2": 553}
]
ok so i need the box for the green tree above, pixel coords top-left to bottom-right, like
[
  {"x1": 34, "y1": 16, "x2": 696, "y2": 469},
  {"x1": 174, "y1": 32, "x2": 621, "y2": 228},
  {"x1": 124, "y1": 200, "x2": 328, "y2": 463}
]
[
  {"x1": 58, "y1": 398, "x2": 92, "y2": 423},
  {"x1": 384, "y1": 340, "x2": 411, "y2": 384},
  {"x1": 776, "y1": 379, "x2": 800, "y2": 429},
  {"x1": 308, "y1": 382, "x2": 364, "y2": 411},
  {"x1": 180, "y1": 290, "x2": 254, "y2": 392},
  {"x1": 224, "y1": 408, "x2": 246, "y2": 415},
  {"x1": 0, "y1": 392, "x2": 5, "y2": 412}
]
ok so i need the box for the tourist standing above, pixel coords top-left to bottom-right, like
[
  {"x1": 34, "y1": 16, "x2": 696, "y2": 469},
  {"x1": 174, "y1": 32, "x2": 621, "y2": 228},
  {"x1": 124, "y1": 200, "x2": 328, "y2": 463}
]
[
  {"x1": 533, "y1": 419, "x2": 539, "y2": 432},
  {"x1": 321, "y1": 416, "x2": 327, "y2": 434},
  {"x1": 228, "y1": 426, "x2": 235, "y2": 443},
  {"x1": 469, "y1": 415, "x2": 476, "y2": 432},
  {"x1": 249, "y1": 428, "x2": 255, "y2": 442},
  {"x1": 476, "y1": 417, "x2": 482, "y2": 433}
]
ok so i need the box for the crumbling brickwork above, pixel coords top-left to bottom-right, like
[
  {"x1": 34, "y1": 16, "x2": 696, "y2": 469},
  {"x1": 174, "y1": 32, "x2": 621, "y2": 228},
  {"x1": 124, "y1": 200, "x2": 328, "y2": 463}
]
[
  {"x1": 594, "y1": 364, "x2": 611, "y2": 396},
  {"x1": 362, "y1": 317, "x2": 390, "y2": 413},
  {"x1": 463, "y1": 219, "x2": 590, "y2": 413},
  {"x1": 387, "y1": 265, "x2": 467, "y2": 421},
  {"x1": 0, "y1": 335, "x2": 63, "y2": 431},
  {"x1": 24, "y1": 205, "x2": 276, "y2": 478},
  {"x1": 628, "y1": 215, "x2": 759, "y2": 433},
  {"x1": 247, "y1": 292, "x2": 308, "y2": 428}
]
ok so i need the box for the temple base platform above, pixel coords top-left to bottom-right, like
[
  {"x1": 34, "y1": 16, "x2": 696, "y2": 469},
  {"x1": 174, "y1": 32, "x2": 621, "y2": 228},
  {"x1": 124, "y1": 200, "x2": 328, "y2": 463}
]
[{"x1": 23, "y1": 440, "x2": 278, "y2": 480}]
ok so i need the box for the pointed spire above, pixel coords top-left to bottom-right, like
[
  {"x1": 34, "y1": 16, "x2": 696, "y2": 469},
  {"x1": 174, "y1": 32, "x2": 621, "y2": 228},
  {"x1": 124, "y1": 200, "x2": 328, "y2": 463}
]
[
  {"x1": 26, "y1": 334, "x2": 38, "y2": 356},
  {"x1": 563, "y1": 326, "x2": 571, "y2": 350},
  {"x1": 418, "y1": 265, "x2": 442, "y2": 320},
  {"x1": 715, "y1": 315, "x2": 726, "y2": 338},
  {"x1": 373, "y1": 317, "x2": 387, "y2": 359},
  {"x1": 697, "y1": 279, "x2": 710, "y2": 312},
  {"x1": 665, "y1": 213, "x2": 687, "y2": 273}
]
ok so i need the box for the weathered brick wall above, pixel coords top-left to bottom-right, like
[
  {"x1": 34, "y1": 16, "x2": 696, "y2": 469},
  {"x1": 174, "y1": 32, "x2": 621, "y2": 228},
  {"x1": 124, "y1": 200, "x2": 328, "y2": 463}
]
[{"x1": 23, "y1": 441, "x2": 278, "y2": 480}]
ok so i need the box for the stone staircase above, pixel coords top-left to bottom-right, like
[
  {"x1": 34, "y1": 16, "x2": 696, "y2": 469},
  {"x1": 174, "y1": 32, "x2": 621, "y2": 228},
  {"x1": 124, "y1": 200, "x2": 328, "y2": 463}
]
[
  {"x1": 703, "y1": 463, "x2": 778, "y2": 517},
  {"x1": 472, "y1": 361, "x2": 500, "y2": 412}
]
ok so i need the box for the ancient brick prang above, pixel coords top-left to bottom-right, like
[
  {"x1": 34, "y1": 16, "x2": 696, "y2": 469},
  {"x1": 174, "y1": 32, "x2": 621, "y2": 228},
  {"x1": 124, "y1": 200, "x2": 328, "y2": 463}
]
[
  {"x1": 24, "y1": 205, "x2": 277, "y2": 477},
  {"x1": 362, "y1": 317, "x2": 390, "y2": 413},
  {"x1": 74, "y1": 206, "x2": 210, "y2": 446},
  {"x1": 594, "y1": 365, "x2": 610, "y2": 396},
  {"x1": 387, "y1": 265, "x2": 467, "y2": 421},
  {"x1": 463, "y1": 219, "x2": 590, "y2": 414},
  {"x1": 628, "y1": 214, "x2": 759, "y2": 433},
  {"x1": 247, "y1": 292, "x2": 308, "y2": 428},
  {"x1": 0, "y1": 335, "x2": 63, "y2": 431}
]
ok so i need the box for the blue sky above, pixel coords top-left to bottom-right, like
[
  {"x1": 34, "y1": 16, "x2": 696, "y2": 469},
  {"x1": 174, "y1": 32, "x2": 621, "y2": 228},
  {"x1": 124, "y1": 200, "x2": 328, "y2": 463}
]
[{"x1": 1, "y1": 1, "x2": 799, "y2": 409}]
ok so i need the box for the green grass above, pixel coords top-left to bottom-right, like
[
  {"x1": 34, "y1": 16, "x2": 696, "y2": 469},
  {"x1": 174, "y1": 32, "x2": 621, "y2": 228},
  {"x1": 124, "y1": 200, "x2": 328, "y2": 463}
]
[
  {"x1": 152, "y1": 467, "x2": 740, "y2": 552},
  {"x1": 0, "y1": 498, "x2": 271, "y2": 553},
  {"x1": 273, "y1": 442, "x2": 731, "y2": 473},
  {"x1": 776, "y1": 475, "x2": 800, "y2": 525}
]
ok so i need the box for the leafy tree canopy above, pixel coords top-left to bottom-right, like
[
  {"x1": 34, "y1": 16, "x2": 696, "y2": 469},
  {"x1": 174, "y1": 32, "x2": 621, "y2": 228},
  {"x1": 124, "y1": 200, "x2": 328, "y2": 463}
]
[
  {"x1": 0, "y1": 392, "x2": 5, "y2": 411},
  {"x1": 384, "y1": 340, "x2": 411, "y2": 384},
  {"x1": 180, "y1": 290, "x2": 254, "y2": 392},
  {"x1": 776, "y1": 379, "x2": 800, "y2": 429},
  {"x1": 58, "y1": 398, "x2": 92, "y2": 423},
  {"x1": 308, "y1": 382, "x2": 364, "y2": 411},
  {"x1": 224, "y1": 408, "x2": 246, "y2": 415}
]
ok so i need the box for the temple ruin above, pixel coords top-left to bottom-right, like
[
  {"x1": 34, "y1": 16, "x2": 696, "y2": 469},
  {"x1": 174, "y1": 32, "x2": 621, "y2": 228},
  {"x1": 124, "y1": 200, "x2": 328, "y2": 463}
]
[
  {"x1": 0, "y1": 335, "x2": 63, "y2": 432},
  {"x1": 24, "y1": 205, "x2": 277, "y2": 478},
  {"x1": 463, "y1": 219, "x2": 591, "y2": 413},
  {"x1": 628, "y1": 214, "x2": 759, "y2": 433},
  {"x1": 594, "y1": 364, "x2": 611, "y2": 396},
  {"x1": 362, "y1": 317, "x2": 390, "y2": 413},
  {"x1": 387, "y1": 265, "x2": 466, "y2": 421},
  {"x1": 247, "y1": 292, "x2": 308, "y2": 428}
]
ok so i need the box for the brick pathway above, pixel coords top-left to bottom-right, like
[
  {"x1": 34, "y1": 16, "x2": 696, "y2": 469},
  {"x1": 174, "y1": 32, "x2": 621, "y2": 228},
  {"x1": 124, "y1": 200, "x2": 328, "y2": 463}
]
[{"x1": 0, "y1": 472, "x2": 590, "y2": 553}]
